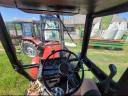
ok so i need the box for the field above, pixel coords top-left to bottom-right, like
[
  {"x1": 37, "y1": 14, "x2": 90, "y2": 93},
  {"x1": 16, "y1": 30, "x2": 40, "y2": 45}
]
[
  {"x1": 0, "y1": 42, "x2": 28, "y2": 95},
  {"x1": 0, "y1": 41, "x2": 128, "y2": 95}
]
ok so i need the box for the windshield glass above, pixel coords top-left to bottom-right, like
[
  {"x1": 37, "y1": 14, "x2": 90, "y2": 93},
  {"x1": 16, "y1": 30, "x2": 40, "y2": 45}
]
[
  {"x1": 22, "y1": 23, "x2": 33, "y2": 36},
  {"x1": 44, "y1": 30, "x2": 59, "y2": 41},
  {"x1": 44, "y1": 19, "x2": 60, "y2": 41},
  {"x1": 87, "y1": 13, "x2": 128, "y2": 82},
  {"x1": 0, "y1": 7, "x2": 87, "y2": 95}
]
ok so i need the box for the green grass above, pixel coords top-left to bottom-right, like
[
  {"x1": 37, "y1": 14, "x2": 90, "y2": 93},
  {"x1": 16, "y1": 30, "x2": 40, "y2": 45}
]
[
  {"x1": 87, "y1": 49, "x2": 127, "y2": 81},
  {"x1": 0, "y1": 42, "x2": 29, "y2": 95},
  {"x1": 0, "y1": 42, "x2": 2, "y2": 48}
]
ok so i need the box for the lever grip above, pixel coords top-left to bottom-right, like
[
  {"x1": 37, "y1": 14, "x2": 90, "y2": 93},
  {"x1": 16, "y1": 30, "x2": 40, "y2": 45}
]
[
  {"x1": 104, "y1": 64, "x2": 117, "y2": 94},
  {"x1": 109, "y1": 64, "x2": 117, "y2": 78}
]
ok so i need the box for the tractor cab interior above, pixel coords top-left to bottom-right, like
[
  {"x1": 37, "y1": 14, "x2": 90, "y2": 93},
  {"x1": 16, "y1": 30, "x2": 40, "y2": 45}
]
[{"x1": 0, "y1": 0, "x2": 128, "y2": 96}]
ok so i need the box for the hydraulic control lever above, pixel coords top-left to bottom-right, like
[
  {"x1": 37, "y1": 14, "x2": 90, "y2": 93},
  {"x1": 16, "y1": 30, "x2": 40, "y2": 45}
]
[
  {"x1": 108, "y1": 64, "x2": 117, "y2": 79},
  {"x1": 104, "y1": 64, "x2": 117, "y2": 94}
]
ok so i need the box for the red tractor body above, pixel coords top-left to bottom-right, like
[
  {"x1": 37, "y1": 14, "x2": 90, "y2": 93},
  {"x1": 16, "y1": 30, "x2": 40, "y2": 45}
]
[
  {"x1": 31, "y1": 41, "x2": 61, "y2": 78},
  {"x1": 19, "y1": 15, "x2": 64, "y2": 78}
]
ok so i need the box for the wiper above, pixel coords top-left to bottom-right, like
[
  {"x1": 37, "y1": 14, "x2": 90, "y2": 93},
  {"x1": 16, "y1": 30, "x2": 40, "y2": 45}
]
[{"x1": 56, "y1": 15, "x2": 76, "y2": 45}]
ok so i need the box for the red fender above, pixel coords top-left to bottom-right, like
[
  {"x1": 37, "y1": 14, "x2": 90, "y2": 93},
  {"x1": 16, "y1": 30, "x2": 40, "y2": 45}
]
[{"x1": 30, "y1": 56, "x2": 40, "y2": 78}]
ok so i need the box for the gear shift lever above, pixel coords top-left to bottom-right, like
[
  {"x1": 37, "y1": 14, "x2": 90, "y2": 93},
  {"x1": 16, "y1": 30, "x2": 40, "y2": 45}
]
[
  {"x1": 104, "y1": 64, "x2": 117, "y2": 94},
  {"x1": 109, "y1": 64, "x2": 117, "y2": 78}
]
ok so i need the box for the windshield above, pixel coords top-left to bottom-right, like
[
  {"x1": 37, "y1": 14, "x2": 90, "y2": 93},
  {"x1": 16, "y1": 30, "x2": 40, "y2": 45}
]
[
  {"x1": 44, "y1": 19, "x2": 60, "y2": 41},
  {"x1": 22, "y1": 23, "x2": 33, "y2": 36},
  {"x1": 0, "y1": 7, "x2": 86, "y2": 95}
]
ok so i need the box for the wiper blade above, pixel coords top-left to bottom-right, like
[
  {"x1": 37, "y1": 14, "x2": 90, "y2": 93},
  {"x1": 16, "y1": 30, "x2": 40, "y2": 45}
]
[{"x1": 56, "y1": 15, "x2": 76, "y2": 45}]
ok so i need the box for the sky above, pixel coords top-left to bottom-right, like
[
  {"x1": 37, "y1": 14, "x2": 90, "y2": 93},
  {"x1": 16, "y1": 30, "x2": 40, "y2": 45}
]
[
  {"x1": 0, "y1": 6, "x2": 128, "y2": 21},
  {"x1": 0, "y1": 7, "x2": 40, "y2": 21}
]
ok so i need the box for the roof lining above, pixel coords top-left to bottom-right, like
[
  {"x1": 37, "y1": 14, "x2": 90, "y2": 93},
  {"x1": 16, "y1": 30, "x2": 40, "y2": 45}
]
[
  {"x1": 0, "y1": 0, "x2": 128, "y2": 16},
  {"x1": 93, "y1": 2, "x2": 128, "y2": 17}
]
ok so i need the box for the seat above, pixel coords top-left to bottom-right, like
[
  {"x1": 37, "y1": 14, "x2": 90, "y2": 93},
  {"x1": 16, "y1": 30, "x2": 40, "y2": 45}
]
[{"x1": 74, "y1": 79, "x2": 101, "y2": 96}]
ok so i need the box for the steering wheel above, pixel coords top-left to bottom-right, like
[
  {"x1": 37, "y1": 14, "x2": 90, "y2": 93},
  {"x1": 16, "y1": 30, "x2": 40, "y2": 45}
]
[{"x1": 42, "y1": 50, "x2": 84, "y2": 96}]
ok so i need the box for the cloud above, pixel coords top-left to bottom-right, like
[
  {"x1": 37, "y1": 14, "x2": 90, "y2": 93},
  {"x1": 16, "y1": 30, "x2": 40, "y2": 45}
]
[
  {"x1": 13, "y1": 17, "x2": 18, "y2": 20},
  {"x1": 31, "y1": 17, "x2": 36, "y2": 20}
]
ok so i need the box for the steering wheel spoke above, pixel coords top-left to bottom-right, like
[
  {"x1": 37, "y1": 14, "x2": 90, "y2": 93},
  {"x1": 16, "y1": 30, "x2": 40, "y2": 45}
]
[{"x1": 65, "y1": 53, "x2": 71, "y2": 64}]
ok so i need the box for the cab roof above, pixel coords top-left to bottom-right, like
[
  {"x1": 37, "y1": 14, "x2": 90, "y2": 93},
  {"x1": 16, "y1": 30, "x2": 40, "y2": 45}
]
[{"x1": 0, "y1": 0, "x2": 128, "y2": 15}]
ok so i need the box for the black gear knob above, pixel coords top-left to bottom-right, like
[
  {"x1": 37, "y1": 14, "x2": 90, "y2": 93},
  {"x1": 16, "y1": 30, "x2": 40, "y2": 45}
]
[
  {"x1": 103, "y1": 64, "x2": 117, "y2": 94},
  {"x1": 109, "y1": 64, "x2": 117, "y2": 78}
]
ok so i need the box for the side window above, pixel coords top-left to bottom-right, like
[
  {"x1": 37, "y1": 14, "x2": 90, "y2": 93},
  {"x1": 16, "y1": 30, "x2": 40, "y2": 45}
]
[
  {"x1": 87, "y1": 13, "x2": 128, "y2": 81},
  {"x1": 1, "y1": 7, "x2": 40, "y2": 79},
  {"x1": 15, "y1": 23, "x2": 22, "y2": 35}
]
